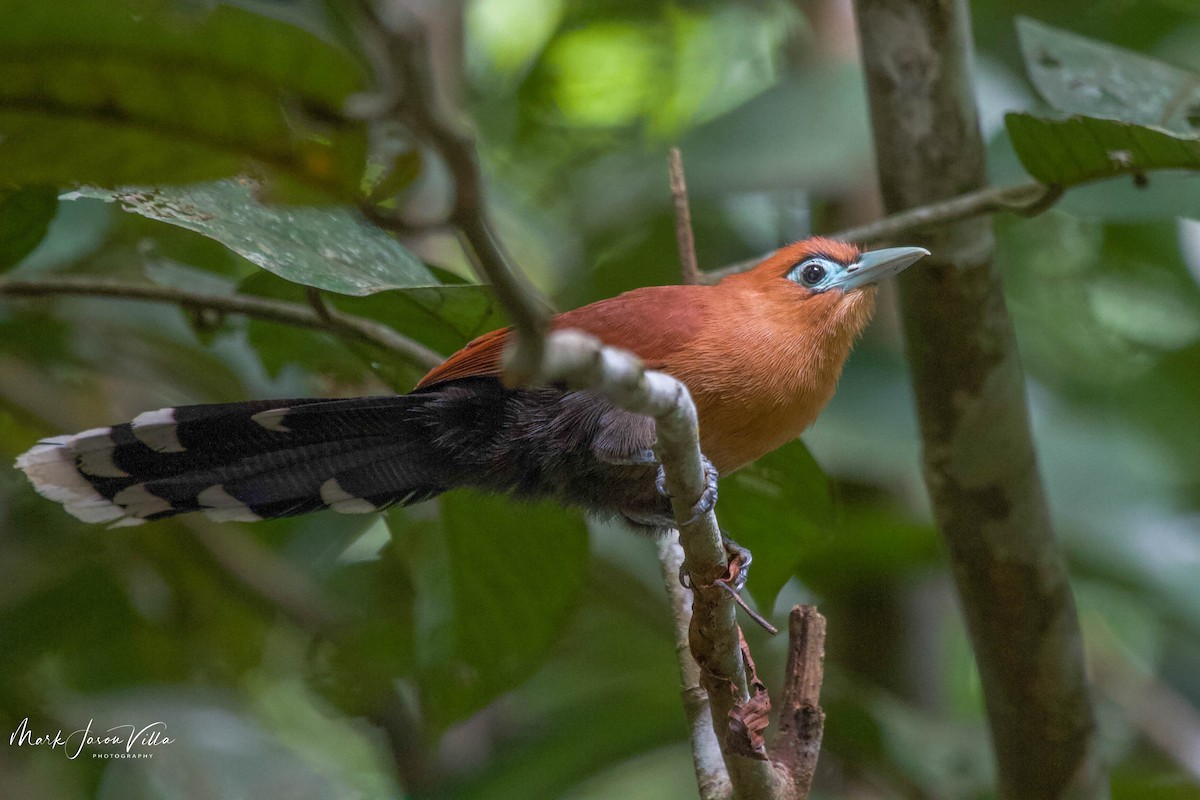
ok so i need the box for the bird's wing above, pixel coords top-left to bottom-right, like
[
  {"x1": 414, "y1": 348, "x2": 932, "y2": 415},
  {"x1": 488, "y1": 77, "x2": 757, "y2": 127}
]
[
  {"x1": 415, "y1": 327, "x2": 510, "y2": 388},
  {"x1": 415, "y1": 285, "x2": 707, "y2": 390}
]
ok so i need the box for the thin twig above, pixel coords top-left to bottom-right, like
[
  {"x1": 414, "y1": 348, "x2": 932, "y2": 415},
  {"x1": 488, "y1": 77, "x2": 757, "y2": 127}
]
[
  {"x1": 658, "y1": 537, "x2": 730, "y2": 800},
  {"x1": 306, "y1": 286, "x2": 333, "y2": 323},
  {"x1": 669, "y1": 148, "x2": 701, "y2": 286},
  {"x1": 713, "y1": 580, "x2": 778, "y2": 635},
  {"x1": 1092, "y1": 645, "x2": 1200, "y2": 782},
  {"x1": 367, "y1": 690, "x2": 439, "y2": 795},
  {"x1": 703, "y1": 179, "x2": 1060, "y2": 283},
  {"x1": 832, "y1": 179, "x2": 1060, "y2": 244},
  {"x1": 0, "y1": 276, "x2": 444, "y2": 371},
  {"x1": 772, "y1": 606, "x2": 828, "y2": 798}
]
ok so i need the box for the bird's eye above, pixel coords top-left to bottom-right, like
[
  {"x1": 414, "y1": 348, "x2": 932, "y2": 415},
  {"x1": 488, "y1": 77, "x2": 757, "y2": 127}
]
[{"x1": 800, "y1": 262, "x2": 826, "y2": 285}]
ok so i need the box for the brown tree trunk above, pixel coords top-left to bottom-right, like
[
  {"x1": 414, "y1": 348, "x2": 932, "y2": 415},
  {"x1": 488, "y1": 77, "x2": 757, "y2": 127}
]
[{"x1": 850, "y1": 1, "x2": 1107, "y2": 797}]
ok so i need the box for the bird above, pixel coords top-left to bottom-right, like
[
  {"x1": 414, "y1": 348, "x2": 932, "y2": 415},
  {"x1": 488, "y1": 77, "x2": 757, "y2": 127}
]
[{"x1": 15, "y1": 237, "x2": 927, "y2": 552}]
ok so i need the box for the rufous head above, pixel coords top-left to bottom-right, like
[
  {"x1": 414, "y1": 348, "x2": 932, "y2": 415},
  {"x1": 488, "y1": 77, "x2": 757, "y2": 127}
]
[{"x1": 738, "y1": 236, "x2": 929, "y2": 295}]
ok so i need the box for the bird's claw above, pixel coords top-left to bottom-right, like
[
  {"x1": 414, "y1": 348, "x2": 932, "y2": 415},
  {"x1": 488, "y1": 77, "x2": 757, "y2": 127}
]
[
  {"x1": 676, "y1": 532, "x2": 752, "y2": 594},
  {"x1": 721, "y1": 535, "x2": 752, "y2": 594},
  {"x1": 677, "y1": 535, "x2": 774, "y2": 633},
  {"x1": 656, "y1": 455, "x2": 719, "y2": 527}
]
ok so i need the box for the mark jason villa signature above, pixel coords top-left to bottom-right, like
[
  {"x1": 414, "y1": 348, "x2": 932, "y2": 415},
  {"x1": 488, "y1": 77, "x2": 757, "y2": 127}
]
[{"x1": 8, "y1": 716, "x2": 175, "y2": 760}]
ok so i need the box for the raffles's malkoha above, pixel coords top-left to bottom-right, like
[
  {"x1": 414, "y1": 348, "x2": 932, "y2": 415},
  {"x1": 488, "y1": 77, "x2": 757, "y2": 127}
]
[{"x1": 17, "y1": 238, "x2": 927, "y2": 547}]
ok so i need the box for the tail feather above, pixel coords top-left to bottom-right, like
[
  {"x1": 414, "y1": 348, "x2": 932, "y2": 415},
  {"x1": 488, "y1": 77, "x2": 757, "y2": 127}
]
[
  {"x1": 15, "y1": 396, "x2": 445, "y2": 526},
  {"x1": 16, "y1": 377, "x2": 670, "y2": 529}
]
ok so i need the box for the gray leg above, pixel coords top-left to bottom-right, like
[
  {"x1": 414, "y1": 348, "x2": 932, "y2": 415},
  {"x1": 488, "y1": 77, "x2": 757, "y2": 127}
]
[{"x1": 655, "y1": 454, "x2": 718, "y2": 527}]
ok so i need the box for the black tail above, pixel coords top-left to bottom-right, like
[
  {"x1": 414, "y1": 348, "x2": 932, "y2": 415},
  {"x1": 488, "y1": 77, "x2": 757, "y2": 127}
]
[
  {"x1": 15, "y1": 396, "x2": 447, "y2": 526},
  {"x1": 17, "y1": 378, "x2": 670, "y2": 528}
]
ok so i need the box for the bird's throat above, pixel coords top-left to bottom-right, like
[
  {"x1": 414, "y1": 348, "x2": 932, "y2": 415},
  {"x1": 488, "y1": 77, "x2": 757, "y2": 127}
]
[{"x1": 687, "y1": 286, "x2": 878, "y2": 474}]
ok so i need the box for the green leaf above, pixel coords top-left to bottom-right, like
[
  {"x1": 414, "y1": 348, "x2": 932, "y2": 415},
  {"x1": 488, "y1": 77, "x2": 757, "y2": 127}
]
[
  {"x1": 1004, "y1": 112, "x2": 1200, "y2": 186},
  {"x1": 0, "y1": 0, "x2": 368, "y2": 196},
  {"x1": 388, "y1": 492, "x2": 589, "y2": 731},
  {"x1": 311, "y1": 552, "x2": 418, "y2": 717},
  {"x1": 0, "y1": 185, "x2": 57, "y2": 270},
  {"x1": 1016, "y1": 17, "x2": 1200, "y2": 135},
  {"x1": 241, "y1": 266, "x2": 504, "y2": 351},
  {"x1": 324, "y1": 267, "x2": 507, "y2": 354},
  {"x1": 448, "y1": 561, "x2": 685, "y2": 800},
  {"x1": 71, "y1": 181, "x2": 436, "y2": 295},
  {"x1": 1009, "y1": 20, "x2": 1200, "y2": 193},
  {"x1": 718, "y1": 440, "x2": 833, "y2": 612},
  {"x1": 796, "y1": 505, "x2": 941, "y2": 592}
]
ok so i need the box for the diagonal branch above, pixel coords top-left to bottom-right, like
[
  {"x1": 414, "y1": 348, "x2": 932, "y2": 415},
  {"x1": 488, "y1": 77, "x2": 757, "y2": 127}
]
[
  {"x1": 0, "y1": 276, "x2": 443, "y2": 370},
  {"x1": 348, "y1": 0, "x2": 551, "y2": 384},
  {"x1": 170, "y1": 517, "x2": 437, "y2": 791},
  {"x1": 180, "y1": 517, "x2": 347, "y2": 633},
  {"x1": 704, "y1": 179, "x2": 1060, "y2": 282}
]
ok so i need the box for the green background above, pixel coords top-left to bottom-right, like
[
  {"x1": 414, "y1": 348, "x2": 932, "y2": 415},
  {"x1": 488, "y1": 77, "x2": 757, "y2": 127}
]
[{"x1": 1, "y1": 0, "x2": 1199, "y2": 797}]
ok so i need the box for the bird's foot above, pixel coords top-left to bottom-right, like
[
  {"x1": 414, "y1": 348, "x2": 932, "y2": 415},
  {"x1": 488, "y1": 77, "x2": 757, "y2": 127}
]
[
  {"x1": 721, "y1": 535, "x2": 752, "y2": 594},
  {"x1": 676, "y1": 533, "x2": 751, "y2": 593},
  {"x1": 656, "y1": 455, "x2": 718, "y2": 527},
  {"x1": 677, "y1": 534, "x2": 775, "y2": 634}
]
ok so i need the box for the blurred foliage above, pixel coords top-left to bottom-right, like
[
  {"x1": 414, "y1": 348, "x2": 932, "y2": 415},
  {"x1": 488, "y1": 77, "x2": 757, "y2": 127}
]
[
  {"x1": 1016, "y1": 17, "x2": 1200, "y2": 134},
  {"x1": 1006, "y1": 113, "x2": 1200, "y2": 185},
  {"x1": 0, "y1": 0, "x2": 369, "y2": 198},
  {"x1": 0, "y1": 187, "x2": 58, "y2": 271},
  {"x1": 0, "y1": 1, "x2": 1199, "y2": 799},
  {"x1": 1008, "y1": 19, "x2": 1200, "y2": 186}
]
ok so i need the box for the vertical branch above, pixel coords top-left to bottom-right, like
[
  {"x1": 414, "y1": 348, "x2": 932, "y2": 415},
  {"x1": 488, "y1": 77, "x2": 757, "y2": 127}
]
[
  {"x1": 850, "y1": 1, "x2": 1104, "y2": 798},
  {"x1": 771, "y1": 606, "x2": 827, "y2": 798},
  {"x1": 668, "y1": 148, "x2": 701, "y2": 286},
  {"x1": 658, "y1": 537, "x2": 731, "y2": 800}
]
